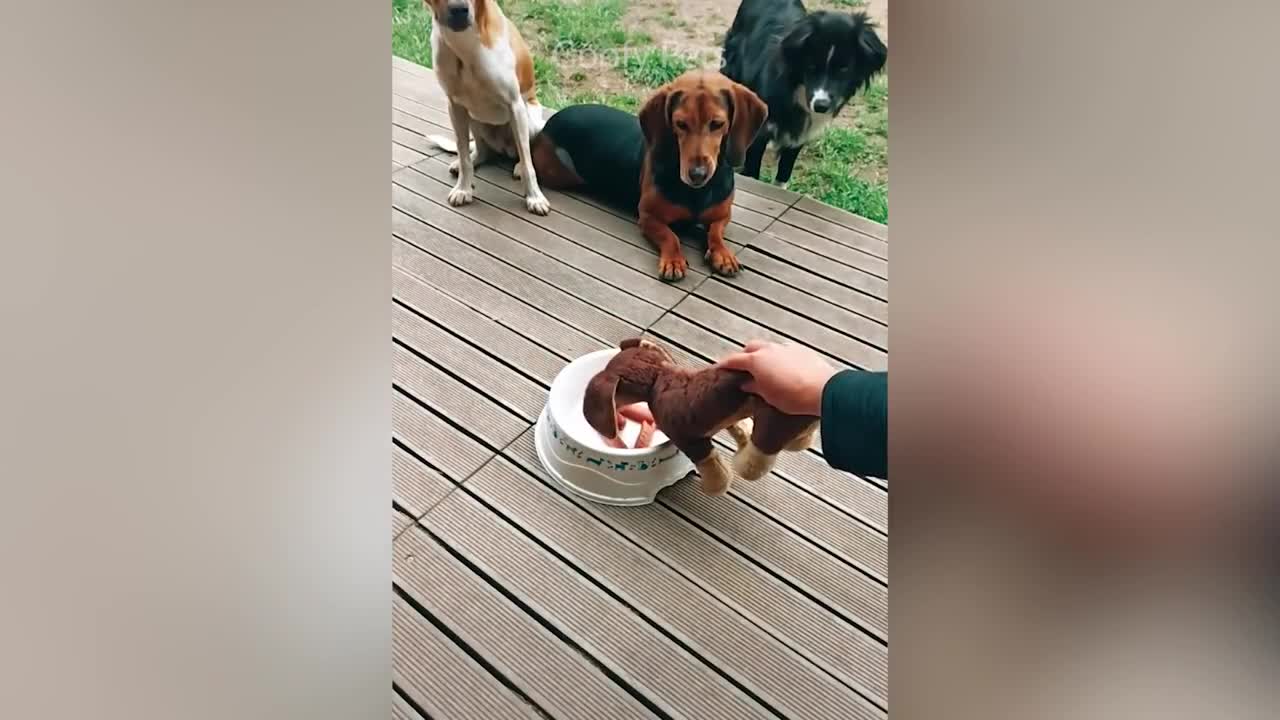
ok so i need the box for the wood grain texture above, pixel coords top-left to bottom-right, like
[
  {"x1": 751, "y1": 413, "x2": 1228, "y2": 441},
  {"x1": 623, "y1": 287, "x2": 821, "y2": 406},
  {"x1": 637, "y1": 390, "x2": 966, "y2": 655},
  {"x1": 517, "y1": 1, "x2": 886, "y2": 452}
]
[
  {"x1": 464, "y1": 457, "x2": 885, "y2": 720},
  {"x1": 393, "y1": 596, "x2": 545, "y2": 719},
  {"x1": 388, "y1": 58, "x2": 894, "y2": 719},
  {"x1": 393, "y1": 232, "x2": 604, "y2": 360},
  {"x1": 424, "y1": 490, "x2": 779, "y2": 720},
  {"x1": 395, "y1": 526, "x2": 660, "y2": 720},
  {"x1": 503, "y1": 430, "x2": 888, "y2": 705},
  {"x1": 793, "y1": 196, "x2": 888, "y2": 241},
  {"x1": 394, "y1": 443, "x2": 454, "y2": 520}
]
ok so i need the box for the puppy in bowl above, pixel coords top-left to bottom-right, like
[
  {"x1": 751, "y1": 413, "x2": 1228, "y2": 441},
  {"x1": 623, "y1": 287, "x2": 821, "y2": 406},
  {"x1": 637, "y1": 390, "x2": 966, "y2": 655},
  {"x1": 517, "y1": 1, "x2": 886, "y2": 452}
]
[{"x1": 721, "y1": 0, "x2": 887, "y2": 187}]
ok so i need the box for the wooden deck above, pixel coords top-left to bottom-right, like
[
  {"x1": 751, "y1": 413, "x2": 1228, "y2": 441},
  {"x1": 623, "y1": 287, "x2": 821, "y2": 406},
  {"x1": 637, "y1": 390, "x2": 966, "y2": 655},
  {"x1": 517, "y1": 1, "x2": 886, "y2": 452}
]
[{"x1": 391, "y1": 56, "x2": 889, "y2": 720}]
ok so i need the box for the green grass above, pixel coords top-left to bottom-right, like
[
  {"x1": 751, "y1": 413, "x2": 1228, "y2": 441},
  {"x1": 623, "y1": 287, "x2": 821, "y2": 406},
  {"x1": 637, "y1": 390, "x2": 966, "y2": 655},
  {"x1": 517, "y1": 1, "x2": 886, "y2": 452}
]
[
  {"x1": 616, "y1": 49, "x2": 695, "y2": 87},
  {"x1": 392, "y1": 0, "x2": 433, "y2": 68},
  {"x1": 514, "y1": 0, "x2": 638, "y2": 51},
  {"x1": 770, "y1": 127, "x2": 888, "y2": 223},
  {"x1": 389, "y1": 0, "x2": 889, "y2": 222}
]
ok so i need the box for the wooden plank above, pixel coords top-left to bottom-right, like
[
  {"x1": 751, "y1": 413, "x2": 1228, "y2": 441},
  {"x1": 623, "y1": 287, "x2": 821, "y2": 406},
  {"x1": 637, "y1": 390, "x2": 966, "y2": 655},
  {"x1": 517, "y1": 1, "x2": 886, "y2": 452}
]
[
  {"x1": 393, "y1": 344, "x2": 529, "y2": 450},
  {"x1": 392, "y1": 231, "x2": 603, "y2": 360},
  {"x1": 391, "y1": 199, "x2": 640, "y2": 346},
  {"x1": 392, "y1": 390, "x2": 494, "y2": 482},
  {"x1": 735, "y1": 173, "x2": 803, "y2": 206},
  {"x1": 409, "y1": 160, "x2": 688, "y2": 306},
  {"x1": 738, "y1": 247, "x2": 887, "y2": 325},
  {"x1": 733, "y1": 188, "x2": 791, "y2": 218},
  {"x1": 756, "y1": 442, "x2": 888, "y2": 534},
  {"x1": 659, "y1": 480, "x2": 887, "y2": 639},
  {"x1": 649, "y1": 312, "x2": 739, "y2": 362},
  {"x1": 394, "y1": 443, "x2": 455, "y2": 520},
  {"x1": 465, "y1": 457, "x2": 884, "y2": 720},
  {"x1": 729, "y1": 203, "x2": 773, "y2": 232},
  {"x1": 746, "y1": 231, "x2": 888, "y2": 301},
  {"x1": 392, "y1": 143, "x2": 428, "y2": 169},
  {"x1": 393, "y1": 67, "x2": 450, "y2": 110},
  {"x1": 392, "y1": 285, "x2": 553, "y2": 416},
  {"x1": 395, "y1": 527, "x2": 660, "y2": 720},
  {"x1": 393, "y1": 109, "x2": 450, "y2": 146},
  {"x1": 392, "y1": 596, "x2": 545, "y2": 720},
  {"x1": 393, "y1": 99, "x2": 453, "y2": 133},
  {"x1": 393, "y1": 506, "x2": 416, "y2": 539},
  {"x1": 392, "y1": 55, "x2": 433, "y2": 78},
  {"x1": 778, "y1": 207, "x2": 889, "y2": 255},
  {"x1": 424, "y1": 491, "x2": 778, "y2": 720},
  {"x1": 392, "y1": 691, "x2": 424, "y2": 720},
  {"x1": 697, "y1": 281, "x2": 887, "y2": 370},
  {"x1": 767, "y1": 222, "x2": 888, "y2": 276},
  {"x1": 392, "y1": 179, "x2": 661, "y2": 332},
  {"x1": 392, "y1": 124, "x2": 441, "y2": 157},
  {"x1": 793, "y1": 196, "x2": 888, "y2": 242},
  {"x1": 728, "y1": 262, "x2": 888, "y2": 349},
  {"x1": 503, "y1": 430, "x2": 887, "y2": 705},
  {"x1": 730, "y1": 473, "x2": 887, "y2": 582},
  {"x1": 433, "y1": 156, "x2": 707, "y2": 288},
  {"x1": 670, "y1": 295, "x2": 852, "y2": 372}
]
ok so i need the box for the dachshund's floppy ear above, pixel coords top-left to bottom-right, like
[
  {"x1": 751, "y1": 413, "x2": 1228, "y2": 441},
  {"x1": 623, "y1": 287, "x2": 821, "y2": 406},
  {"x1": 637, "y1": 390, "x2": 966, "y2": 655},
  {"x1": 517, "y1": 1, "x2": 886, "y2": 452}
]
[
  {"x1": 639, "y1": 87, "x2": 680, "y2": 147},
  {"x1": 722, "y1": 81, "x2": 769, "y2": 168},
  {"x1": 583, "y1": 372, "x2": 621, "y2": 439}
]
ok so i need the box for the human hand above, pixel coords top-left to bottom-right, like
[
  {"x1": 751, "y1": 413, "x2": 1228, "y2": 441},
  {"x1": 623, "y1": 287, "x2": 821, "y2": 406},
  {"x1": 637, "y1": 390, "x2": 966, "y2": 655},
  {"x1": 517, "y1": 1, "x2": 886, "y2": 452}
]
[{"x1": 714, "y1": 340, "x2": 836, "y2": 417}]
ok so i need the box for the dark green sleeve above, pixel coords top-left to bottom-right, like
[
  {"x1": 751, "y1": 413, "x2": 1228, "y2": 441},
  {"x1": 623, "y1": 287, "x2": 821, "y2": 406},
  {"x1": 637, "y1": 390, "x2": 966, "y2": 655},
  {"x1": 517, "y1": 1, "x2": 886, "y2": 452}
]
[{"x1": 820, "y1": 370, "x2": 887, "y2": 479}]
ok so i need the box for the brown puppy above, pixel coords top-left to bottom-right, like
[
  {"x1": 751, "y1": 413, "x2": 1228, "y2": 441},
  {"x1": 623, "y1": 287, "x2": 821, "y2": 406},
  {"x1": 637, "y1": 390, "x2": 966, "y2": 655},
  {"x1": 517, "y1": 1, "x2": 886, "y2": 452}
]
[
  {"x1": 529, "y1": 72, "x2": 767, "y2": 280},
  {"x1": 639, "y1": 72, "x2": 768, "y2": 280},
  {"x1": 583, "y1": 338, "x2": 817, "y2": 495}
]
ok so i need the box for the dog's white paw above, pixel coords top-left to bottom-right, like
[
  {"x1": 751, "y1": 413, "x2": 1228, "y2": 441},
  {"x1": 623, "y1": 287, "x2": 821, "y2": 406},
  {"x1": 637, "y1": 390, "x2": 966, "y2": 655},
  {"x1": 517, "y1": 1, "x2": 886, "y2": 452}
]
[
  {"x1": 448, "y1": 158, "x2": 461, "y2": 176},
  {"x1": 512, "y1": 164, "x2": 524, "y2": 181},
  {"x1": 525, "y1": 193, "x2": 550, "y2": 216},
  {"x1": 448, "y1": 185, "x2": 474, "y2": 207}
]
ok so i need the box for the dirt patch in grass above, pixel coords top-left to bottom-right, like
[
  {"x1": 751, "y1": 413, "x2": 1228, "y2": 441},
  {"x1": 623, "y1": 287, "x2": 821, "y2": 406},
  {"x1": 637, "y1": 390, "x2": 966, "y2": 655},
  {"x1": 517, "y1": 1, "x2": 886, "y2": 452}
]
[{"x1": 392, "y1": 0, "x2": 889, "y2": 222}]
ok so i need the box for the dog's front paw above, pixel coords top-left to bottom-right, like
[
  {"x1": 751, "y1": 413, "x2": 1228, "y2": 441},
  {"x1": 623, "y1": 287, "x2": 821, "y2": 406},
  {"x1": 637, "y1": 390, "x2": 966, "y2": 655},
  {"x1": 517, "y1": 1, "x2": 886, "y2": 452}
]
[
  {"x1": 447, "y1": 185, "x2": 474, "y2": 207},
  {"x1": 706, "y1": 246, "x2": 742, "y2": 276},
  {"x1": 525, "y1": 193, "x2": 550, "y2": 216},
  {"x1": 448, "y1": 158, "x2": 461, "y2": 176},
  {"x1": 696, "y1": 453, "x2": 732, "y2": 496},
  {"x1": 512, "y1": 164, "x2": 524, "y2": 181},
  {"x1": 657, "y1": 253, "x2": 689, "y2": 281}
]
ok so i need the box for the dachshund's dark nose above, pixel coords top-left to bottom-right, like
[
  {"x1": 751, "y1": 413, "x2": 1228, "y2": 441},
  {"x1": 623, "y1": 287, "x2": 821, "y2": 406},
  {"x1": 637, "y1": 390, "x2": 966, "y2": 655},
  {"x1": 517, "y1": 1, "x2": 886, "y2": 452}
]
[
  {"x1": 689, "y1": 165, "x2": 709, "y2": 184},
  {"x1": 812, "y1": 96, "x2": 832, "y2": 113}
]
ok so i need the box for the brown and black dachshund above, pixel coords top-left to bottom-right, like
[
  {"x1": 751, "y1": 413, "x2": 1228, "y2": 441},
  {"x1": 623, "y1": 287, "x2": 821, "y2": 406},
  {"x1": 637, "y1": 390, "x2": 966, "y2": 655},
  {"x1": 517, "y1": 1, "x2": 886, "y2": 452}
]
[{"x1": 531, "y1": 71, "x2": 768, "y2": 281}]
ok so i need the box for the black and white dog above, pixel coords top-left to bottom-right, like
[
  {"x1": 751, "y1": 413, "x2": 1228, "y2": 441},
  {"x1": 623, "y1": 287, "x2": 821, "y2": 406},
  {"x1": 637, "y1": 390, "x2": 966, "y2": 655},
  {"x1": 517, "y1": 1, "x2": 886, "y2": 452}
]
[{"x1": 721, "y1": 0, "x2": 886, "y2": 185}]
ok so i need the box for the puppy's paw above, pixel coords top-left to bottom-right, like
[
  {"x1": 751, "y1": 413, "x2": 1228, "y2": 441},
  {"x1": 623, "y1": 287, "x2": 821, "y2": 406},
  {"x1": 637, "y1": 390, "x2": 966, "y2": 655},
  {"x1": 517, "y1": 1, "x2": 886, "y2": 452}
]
[
  {"x1": 512, "y1": 164, "x2": 524, "y2": 181},
  {"x1": 733, "y1": 440, "x2": 777, "y2": 482},
  {"x1": 448, "y1": 158, "x2": 461, "y2": 176},
  {"x1": 447, "y1": 185, "x2": 474, "y2": 207},
  {"x1": 725, "y1": 419, "x2": 752, "y2": 450},
  {"x1": 696, "y1": 453, "x2": 732, "y2": 496},
  {"x1": 706, "y1": 246, "x2": 742, "y2": 276},
  {"x1": 525, "y1": 193, "x2": 550, "y2": 216},
  {"x1": 784, "y1": 422, "x2": 819, "y2": 452},
  {"x1": 657, "y1": 253, "x2": 689, "y2": 282}
]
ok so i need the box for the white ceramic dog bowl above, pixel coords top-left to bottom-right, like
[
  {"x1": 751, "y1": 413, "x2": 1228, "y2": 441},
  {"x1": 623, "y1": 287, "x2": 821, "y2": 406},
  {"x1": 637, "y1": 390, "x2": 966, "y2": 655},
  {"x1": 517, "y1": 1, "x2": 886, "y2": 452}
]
[{"x1": 535, "y1": 348, "x2": 695, "y2": 506}]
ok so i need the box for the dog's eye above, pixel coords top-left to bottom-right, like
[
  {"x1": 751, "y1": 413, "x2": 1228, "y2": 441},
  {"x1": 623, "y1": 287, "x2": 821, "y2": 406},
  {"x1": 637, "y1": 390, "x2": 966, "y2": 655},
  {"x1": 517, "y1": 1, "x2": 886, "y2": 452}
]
[
  {"x1": 708, "y1": 119, "x2": 725, "y2": 131},
  {"x1": 675, "y1": 120, "x2": 689, "y2": 131}
]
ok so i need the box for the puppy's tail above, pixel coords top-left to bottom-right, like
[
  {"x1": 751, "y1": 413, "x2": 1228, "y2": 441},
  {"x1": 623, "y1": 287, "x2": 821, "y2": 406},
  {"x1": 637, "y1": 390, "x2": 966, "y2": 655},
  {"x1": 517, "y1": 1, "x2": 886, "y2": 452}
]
[{"x1": 425, "y1": 134, "x2": 475, "y2": 155}]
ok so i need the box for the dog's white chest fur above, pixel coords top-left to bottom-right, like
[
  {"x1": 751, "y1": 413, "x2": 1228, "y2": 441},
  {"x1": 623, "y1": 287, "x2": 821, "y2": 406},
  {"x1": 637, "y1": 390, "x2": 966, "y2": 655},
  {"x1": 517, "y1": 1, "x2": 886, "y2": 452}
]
[{"x1": 432, "y1": 28, "x2": 519, "y2": 126}]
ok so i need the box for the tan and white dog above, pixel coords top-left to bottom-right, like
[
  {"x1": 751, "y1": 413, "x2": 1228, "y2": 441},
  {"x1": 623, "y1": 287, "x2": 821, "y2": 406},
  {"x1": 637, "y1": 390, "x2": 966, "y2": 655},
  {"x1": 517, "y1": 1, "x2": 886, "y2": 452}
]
[{"x1": 425, "y1": 0, "x2": 551, "y2": 215}]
